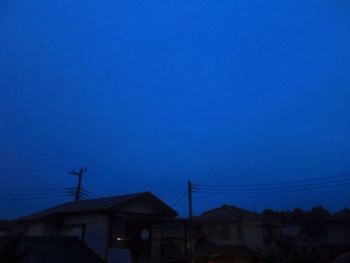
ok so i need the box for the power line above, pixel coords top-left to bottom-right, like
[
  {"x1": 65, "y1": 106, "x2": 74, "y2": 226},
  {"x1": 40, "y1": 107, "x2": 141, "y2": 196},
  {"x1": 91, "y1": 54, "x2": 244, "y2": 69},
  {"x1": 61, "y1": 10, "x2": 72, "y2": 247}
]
[
  {"x1": 85, "y1": 173, "x2": 142, "y2": 195},
  {"x1": 0, "y1": 187, "x2": 67, "y2": 193},
  {"x1": 171, "y1": 191, "x2": 188, "y2": 207},
  {"x1": 0, "y1": 187, "x2": 100, "y2": 201},
  {"x1": 0, "y1": 191, "x2": 69, "y2": 199},
  {"x1": 0, "y1": 194, "x2": 68, "y2": 202},
  {"x1": 193, "y1": 178, "x2": 350, "y2": 192},
  {"x1": 193, "y1": 180, "x2": 350, "y2": 195},
  {"x1": 193, "y1": 172, "x2": 350, "y2": 189},
  {"x1": 191, "y1": 171, "x2": 350, "y2": 197},
  {"x1": 74, "y1": 187, "x2": 101, "y2": 199},
  {"x1": 85, "y1": 179, "x2": 118, "y2": 193},
  {"x1": 0, "y1": 187, "x2": 98, "y2": 200}
]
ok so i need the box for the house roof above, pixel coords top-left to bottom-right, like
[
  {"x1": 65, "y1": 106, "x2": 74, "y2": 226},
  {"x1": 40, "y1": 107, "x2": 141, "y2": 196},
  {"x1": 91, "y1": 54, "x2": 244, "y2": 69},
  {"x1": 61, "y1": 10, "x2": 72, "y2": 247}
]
[
  {"x1": 328, "y1": 208, "x2": 350, "y2": 222},
  {"x1": 0, "y1": 237, "x2": 106, "y2": 263},
  {"x1": 18, "y1": 192, "x2": 177, "y2": 222},
  {"x1": 195, "y1": 204, "x2": 274, "y2": 224}
]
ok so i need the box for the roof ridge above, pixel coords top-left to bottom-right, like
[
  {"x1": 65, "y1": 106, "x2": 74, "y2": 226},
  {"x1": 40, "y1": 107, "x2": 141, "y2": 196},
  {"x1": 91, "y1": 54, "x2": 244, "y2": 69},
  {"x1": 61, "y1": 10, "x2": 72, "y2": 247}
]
[
  {"x1": 75, "y1": 191, "x2": 149, "y2": 203},
  {"x1": 17, "y1": 192, "x2": 151, "y2": 222},
  {"x1": 197, "y1": 204, "x2": 269, "y2": 222},
  {"x1": 200, "y1": 205, "x2": 229, "y2": 216}
]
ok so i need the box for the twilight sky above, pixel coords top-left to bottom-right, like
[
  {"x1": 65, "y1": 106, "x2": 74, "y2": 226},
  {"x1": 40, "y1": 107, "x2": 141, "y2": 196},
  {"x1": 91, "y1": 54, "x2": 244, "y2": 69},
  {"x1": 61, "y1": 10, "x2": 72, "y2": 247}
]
[{"x1": 1, "y1": 0, "x2": 350, "y2": 219}]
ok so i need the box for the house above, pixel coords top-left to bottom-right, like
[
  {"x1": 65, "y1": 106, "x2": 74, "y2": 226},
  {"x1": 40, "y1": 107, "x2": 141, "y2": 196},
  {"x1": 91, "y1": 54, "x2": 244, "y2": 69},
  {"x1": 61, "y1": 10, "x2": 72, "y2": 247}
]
[
  {"x1": 0, "y1": 220, "x2": 24, "y2": 236},
  {"x1": 193, "y1": 204, "x2": 280, "y2": 262},
  {"x1": 327, "y1": 208, "x2": 350, "y2": 247},
  {"x1": 18, "y1": 192, "x2": 187, "y2": 263},
  {"x1": 280, "y1": 224, "x2": 301, "y2": 238}
]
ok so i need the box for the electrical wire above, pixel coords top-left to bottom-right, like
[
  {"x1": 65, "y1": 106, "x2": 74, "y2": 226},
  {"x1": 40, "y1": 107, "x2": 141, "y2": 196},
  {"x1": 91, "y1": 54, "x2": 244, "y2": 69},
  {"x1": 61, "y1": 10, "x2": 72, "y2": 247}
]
[
  {"x1": 171, "y1": 191, "x2": 188, "y2": 207},
  {"x1": 192, "y1": 172, "x2": 350, "y2": 189},
  {"x1": 193, "y1": 180, "x2": 350, "y2": 193},
  {"x1": 0, "y1": 194, "x2": 68, "y2": 202},
  {"x1": 0, "y1": 187, "x2": 68, "y2": 193},
  {"x1": 192, "y1": 173, "x2": 350, "y2": 195}
]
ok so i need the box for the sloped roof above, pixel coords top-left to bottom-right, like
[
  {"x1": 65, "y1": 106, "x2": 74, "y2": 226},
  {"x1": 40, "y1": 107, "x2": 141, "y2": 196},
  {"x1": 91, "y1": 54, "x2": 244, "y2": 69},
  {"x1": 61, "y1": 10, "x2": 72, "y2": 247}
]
[
  {"x1": 0, "y1": 237, "x2": 106, "y2": 263},
  {"x1": 195, "y1": 204, "x2": 273, "y2": 223},
  {"x1": 18, "y1": 192, "x2": 177, "y2": 221}
]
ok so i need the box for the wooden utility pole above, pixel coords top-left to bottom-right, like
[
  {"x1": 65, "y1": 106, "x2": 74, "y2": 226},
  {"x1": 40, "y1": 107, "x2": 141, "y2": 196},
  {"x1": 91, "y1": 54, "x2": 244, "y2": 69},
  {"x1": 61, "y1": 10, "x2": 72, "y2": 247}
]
[
  {"x1": 188, "y1": 180, "x2": 193, "y2": 220},
  {"x1": 70, "y1": 167, "x2": 87, "y2": 202},
  {"x1": 187, "y1": 180, "x2": 193, "y2": 263}
]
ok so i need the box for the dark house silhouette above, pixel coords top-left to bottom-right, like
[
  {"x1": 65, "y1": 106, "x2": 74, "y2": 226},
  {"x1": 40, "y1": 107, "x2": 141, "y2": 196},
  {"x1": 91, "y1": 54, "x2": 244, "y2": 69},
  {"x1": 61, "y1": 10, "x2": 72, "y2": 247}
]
[
  {"x1": 18, "y1": 192, "x2": 186, "y2": 263},
  {"x1": 193, "y1": 204, "x2": 280, "y2": 263}
]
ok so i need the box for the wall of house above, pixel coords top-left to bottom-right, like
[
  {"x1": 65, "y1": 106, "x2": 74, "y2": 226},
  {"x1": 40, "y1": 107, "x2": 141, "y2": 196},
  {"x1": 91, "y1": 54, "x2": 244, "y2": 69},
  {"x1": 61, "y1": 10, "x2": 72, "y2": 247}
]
[
  {"x1": 151, "y1": 224, "x2": 162, "y2": 260},
  {"x1": 26, "y1": 214, "x2": 109, "y2": 258},
  {"x1": 111, "y1": 216, "x2": 163, "y2": 261},
  {"x1": 281, "y1": 225, "x2": 300, "y2": 237},
  {"x1": 59, "y1": 225, "x2": 85, "y2": 240},
  {"x1": 327, "y1": 224, "x2": 350, "y2": 245},
  {"x1": 200, "y1": 222, "x2": 266, "y2": 251},
  {"x1": 243, "y1": 223, "x2": 265, "y2": 250},
  {"x1": 150, "y1": 221, "x2": 186, "y2": 260},
  {"x1": 62, "y1": 214, "x2": 109, "y2": 259},
  {"x1": 27, "y1": 222, "x2": 46, "y2": 236},
  {"x1": 110, "y1": 217, "x2": 186, "y2": 262},
  {"x1": 27, "y1": 219, "x2": 62, "y2": 237},
  {"x1": 118, "y1": 198, "x2": 167, "y2": 215},
  {"x1": 201, "y1": 223, "x2": 242, "y2": 246},
  {"x1": 108, "y1": 248, "x2": 131, "y2": 263}
]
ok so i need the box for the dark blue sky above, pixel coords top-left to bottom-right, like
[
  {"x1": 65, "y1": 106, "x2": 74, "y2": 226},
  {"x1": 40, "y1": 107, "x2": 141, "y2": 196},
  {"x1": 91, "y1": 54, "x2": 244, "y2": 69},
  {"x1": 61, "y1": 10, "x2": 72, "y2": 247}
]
[{"x1": 1, "y1": 0, "x2": 350, "y2": 219}]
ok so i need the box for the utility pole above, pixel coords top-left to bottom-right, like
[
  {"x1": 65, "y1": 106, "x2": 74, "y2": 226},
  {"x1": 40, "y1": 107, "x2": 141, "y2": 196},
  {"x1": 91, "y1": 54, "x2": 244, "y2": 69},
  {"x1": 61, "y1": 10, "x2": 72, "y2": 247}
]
[
  {"x1": 70, "y1": 167, "x2": 87, "y2": 202},
  {"x1": 188, "y1": 180, "x2": 193, "y2": 220},
  {"x1": 187, "y1": 180, "x2": 193, "y2": 263}
]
